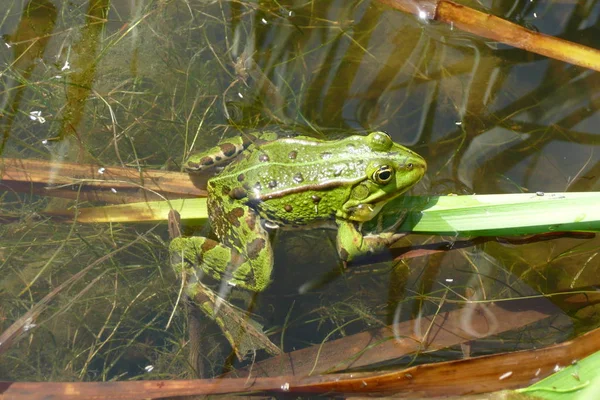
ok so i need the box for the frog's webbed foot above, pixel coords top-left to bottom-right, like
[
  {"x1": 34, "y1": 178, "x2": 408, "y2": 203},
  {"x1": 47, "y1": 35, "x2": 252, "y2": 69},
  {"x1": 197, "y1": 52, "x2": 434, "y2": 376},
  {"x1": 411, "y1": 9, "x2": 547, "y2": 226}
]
[
  {"x1": 373, "y1": 209, "x2": 408, "y2": 235},
  {"x1": 348, "y1": 209, "x2": 409, "y2": 257},
  {"x1": 363, "y1": 231, "x2": 407, "y2": 247},
  {"x1": 336, "y1": 218, "x2": 407, "y2": 265},
  {"x1": 194, "y1": 282, "x2": 281, "y2": 360}
]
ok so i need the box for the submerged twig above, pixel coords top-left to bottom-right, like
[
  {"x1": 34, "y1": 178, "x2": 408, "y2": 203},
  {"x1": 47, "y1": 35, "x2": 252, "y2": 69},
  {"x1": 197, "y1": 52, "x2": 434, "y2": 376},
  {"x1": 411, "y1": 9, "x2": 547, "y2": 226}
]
[
  {"x1": 225, "y1": 295, "x2": 557, "y2": 378},
  {"x1": 3, "y1": 299, "x2": 600, "y2": 398}
]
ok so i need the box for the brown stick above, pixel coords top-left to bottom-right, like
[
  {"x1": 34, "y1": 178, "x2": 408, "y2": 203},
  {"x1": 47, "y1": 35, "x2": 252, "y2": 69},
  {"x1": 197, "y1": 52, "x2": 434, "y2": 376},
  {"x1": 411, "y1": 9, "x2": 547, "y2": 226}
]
[
  {"x1": 0, "y1": 158, "x2": 206, "y2": 202},
  {"x1": 3, "y1": 321, "x2": 600, "y2": 398},
  {"x1": 377, "y1": 0, "x2": 600, "y2": 72},
  {"x1": 224, "y1": 296, "x2": 556, "y2": 378}
]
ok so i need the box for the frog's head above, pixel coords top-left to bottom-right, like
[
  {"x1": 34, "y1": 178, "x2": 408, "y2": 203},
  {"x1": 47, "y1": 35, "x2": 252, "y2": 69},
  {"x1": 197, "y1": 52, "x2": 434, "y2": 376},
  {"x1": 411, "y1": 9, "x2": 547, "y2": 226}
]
[{"x1": 343, "y1": 131, "x2": 427, "y2": 222}]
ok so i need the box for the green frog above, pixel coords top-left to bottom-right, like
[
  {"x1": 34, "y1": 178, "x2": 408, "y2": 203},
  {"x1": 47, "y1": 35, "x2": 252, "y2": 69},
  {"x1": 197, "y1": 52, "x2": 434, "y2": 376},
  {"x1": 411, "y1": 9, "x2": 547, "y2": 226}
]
[{"x1": 170, "y1": 130, "x2": 426, "y2": 293}]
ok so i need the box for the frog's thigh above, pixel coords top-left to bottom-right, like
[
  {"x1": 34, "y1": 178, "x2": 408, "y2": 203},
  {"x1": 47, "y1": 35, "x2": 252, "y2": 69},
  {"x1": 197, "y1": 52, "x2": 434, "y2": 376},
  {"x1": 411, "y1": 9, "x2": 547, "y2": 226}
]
[
  {"x1": 336, "y1": 220, "x2": 400, "y2": 263},
  {"x1": 226, "y1": 214, "x2": 274, "y2": 292},
  {"x1": 170, "y1": 236, "x2": 233, "y2": 281},
  {"x1": 170, "y1": 217, "x2": 273, "y2": 292}
]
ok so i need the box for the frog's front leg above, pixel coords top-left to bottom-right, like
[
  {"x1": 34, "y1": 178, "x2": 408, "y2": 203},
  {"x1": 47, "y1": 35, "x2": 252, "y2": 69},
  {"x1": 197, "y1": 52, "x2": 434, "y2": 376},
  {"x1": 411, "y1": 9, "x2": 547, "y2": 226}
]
[{"x1": 335, "y1": 219, "x2": 406, "y2": 264}]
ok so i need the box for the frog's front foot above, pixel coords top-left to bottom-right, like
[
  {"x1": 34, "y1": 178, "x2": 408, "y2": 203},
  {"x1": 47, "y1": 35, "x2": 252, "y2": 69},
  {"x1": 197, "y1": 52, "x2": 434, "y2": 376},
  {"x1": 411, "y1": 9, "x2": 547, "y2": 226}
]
[
  {"x1": 381, "y1": 209, "x2": 408, "y2": 234},
  {"x1": 336, "y1": 220, "x2": 407, "y2": 265}
]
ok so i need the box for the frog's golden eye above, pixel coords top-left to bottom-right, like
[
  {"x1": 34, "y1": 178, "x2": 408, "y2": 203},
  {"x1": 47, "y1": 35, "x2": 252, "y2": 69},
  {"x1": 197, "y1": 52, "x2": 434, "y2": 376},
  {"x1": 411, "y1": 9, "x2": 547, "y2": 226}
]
[{"x1": 373, "y1": 165, "x2": 394, "y2": 184}]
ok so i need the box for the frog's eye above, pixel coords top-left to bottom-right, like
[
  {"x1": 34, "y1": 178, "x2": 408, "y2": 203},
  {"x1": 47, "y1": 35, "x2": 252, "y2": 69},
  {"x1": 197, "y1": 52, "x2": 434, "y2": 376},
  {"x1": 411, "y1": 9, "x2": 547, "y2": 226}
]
[
  {"x1": 368, "y1": 131, "x2": 393, "y2": 151},
  {"x1": 372, "y1": 165, "x2": 394, "y2": 184}
]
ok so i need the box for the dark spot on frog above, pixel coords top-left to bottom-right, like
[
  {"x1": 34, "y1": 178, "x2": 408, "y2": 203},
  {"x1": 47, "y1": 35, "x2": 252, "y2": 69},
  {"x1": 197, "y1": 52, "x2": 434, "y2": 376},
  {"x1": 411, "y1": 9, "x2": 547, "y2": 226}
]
[
  {"x1": 237, "y1": 173, "x2": 245, "y2": 182},
  {"x1": 229, "y1": 187, "x2": 247, "y2": 200},
  {"x1": 293, "y1": 172, "x2": 304, "y2": 183},
  {"x1": 247, "y1": 238, "x2": 266, "y2": 260},
  {"x1": 201, "y1": 240, "x2": 217, "y2": 253},
  {"x1": 207, "y1": 197, "x2": 222, "y2": 213},
  {"x1": 288, "y1": 150, "x2": 297, "y2": 160},
  {"x1": 196, "y1": 239, "x2": 218, "y2": 264},
  {"x1": 187, "y1": 161, "x2": 200, "y2": 169},
  {"x1": 221, "y1": 186, "x2": 231, "y2": 195},
  {"x1": 311, "y1": 195, "x2": 321, "y2": 204},
  {"x1": 268, "y1": 180, "x2": 278, "y2": 188},
  {"x1": 242, "y1": 134, "x2": 258, "y2": 148},
  {"x1": 200, "y1": 156, "x2": 214, "y2": 166},
  {"x1": 339, "y1": 248, "x2": 349, "y2": 261},
  {"x1": 246, "y1": 213, "x2": 256, "y2": 231},
  {"x1": 284, "y1": 204, "x2": 293, "y2": 212},
  {"x1": 230, "y1": 249, "x2": 244, "y2": 267},
  {"x1": 209, "y1": 181, "x2": 216, "y2": 189},
  {"x1": 259, "y1": 153, "x2": 270, "y2": 162},
  {"x1": 226, "y1": 207, "x2": 245, "y2": 227},
  {"x1": 220, "y1": 143, "x2": 237, "y2": 157},
  {"x1": 215, "y1": 156, "x2": 222, "y2": 161}
]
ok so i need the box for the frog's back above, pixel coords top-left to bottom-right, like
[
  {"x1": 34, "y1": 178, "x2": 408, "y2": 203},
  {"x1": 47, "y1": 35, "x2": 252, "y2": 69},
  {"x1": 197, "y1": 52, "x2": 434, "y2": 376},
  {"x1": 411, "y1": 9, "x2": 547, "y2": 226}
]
[
  {"x1": 208, "y1": 135, "x2": 388, "y2": 224},
  {"x1": 216, "y1": 135, "x2": 373, "y2": 197}
]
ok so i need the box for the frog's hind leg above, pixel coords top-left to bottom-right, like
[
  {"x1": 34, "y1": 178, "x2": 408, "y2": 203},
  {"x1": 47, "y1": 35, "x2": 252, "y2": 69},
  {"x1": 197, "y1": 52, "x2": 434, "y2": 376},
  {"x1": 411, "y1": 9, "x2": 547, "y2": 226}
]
[
  {"x1": 170, "y1": 235, "x2": 276, "y2": 360},
  {"x1": 170, "y1": 235, "x2": 245, "y2": 316},
  {"x1": 184, "y1": 132, "x2": 273, "y2": 172},
  {"x1": 219, "y1": 211, "x2": 274, "y2": 294},
  {"x1": 170, "y1": 228, "x2": 273, "y2": 294},
  {"x1": 170, "y1": 236, "x2": 230, "y2": 282},
  {"x1": 184, "y1": 138, "x2": 247, "y2": 172}
]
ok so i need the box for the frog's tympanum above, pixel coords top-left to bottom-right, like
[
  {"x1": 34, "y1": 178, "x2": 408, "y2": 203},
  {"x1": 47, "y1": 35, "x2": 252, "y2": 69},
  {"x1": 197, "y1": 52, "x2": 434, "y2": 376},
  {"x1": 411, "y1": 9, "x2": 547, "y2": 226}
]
[{"x1": 171, "y1": 131, "x2": 426, "y2": 293}]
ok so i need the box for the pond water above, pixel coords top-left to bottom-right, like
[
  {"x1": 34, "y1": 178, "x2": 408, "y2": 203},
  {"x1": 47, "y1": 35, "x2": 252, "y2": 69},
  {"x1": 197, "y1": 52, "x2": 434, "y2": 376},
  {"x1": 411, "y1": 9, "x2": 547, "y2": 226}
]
[{"x1": 1, "y1": 0, "x2": 600, "y2": 393}]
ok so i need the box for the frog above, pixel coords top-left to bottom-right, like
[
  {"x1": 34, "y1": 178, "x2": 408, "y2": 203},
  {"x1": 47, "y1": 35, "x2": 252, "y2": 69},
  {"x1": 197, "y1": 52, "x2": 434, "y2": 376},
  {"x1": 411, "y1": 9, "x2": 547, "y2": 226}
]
[{"x1": 170, "y1": 130, "x2": 427, "y2": 294}]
